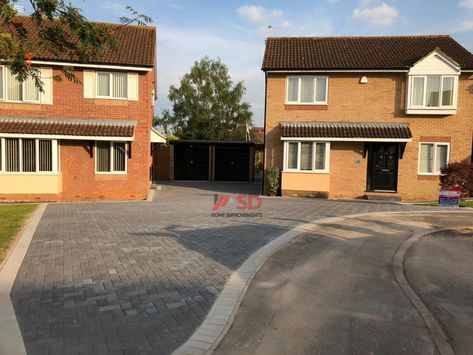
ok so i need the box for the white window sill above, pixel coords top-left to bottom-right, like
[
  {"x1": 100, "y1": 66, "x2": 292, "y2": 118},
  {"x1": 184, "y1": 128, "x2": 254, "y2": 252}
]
[
  {"x1": 283, "y1": 170, "x2": 330, "y2": 174},
  {"x1": 417, "y1": 173, "x2": 443, "y2": 176},
  {"x1": 0, "y1": 172, "x2": 59, "y2": 175},
  {"x1": 95, "y1": 172, "x2": 127, "y2": 175},
  {"x1": 0, "y1": 100, "x2": 41, "y2": 104},
  {"x1": 95, "y1": 96, "x2": 128, "y2": 101},
  {"x1": 285, "y1": 102, "x2": 328, "y2": 106},
  {"x1": 406, "y1": 108, "x2": 457, "y2": 115}
]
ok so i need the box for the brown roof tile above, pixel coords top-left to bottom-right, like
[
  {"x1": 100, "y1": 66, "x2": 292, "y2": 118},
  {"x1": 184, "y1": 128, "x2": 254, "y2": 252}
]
[
  {"x1": 262, "y1": 35, "x2": 473, "y2": 71},
  {"x1": 280, "y1": 122, "x2": 412, "y2": 139},
  {"x1": 1, "y1": 16, "x2": 155, "y2": 67},
  {"x1": 0, "y1": 117, "x2": 136, "y2": 138}
]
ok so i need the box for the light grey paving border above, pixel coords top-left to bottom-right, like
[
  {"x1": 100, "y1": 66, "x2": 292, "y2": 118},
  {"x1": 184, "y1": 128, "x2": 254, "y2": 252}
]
[
  {"x1": 392, "y1": 228, "x2": 461, "y2": 355},
  {"x1": 173, "y1": 210, "x2": 473, "y2": 355},
  {"x1": 0, "y1": 204, "x2": 47, "y2": 355}
]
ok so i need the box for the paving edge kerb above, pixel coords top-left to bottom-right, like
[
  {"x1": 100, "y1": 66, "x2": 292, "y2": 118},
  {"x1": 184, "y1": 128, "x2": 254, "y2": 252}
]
[
  {"x1": 0, "y1": 203, "x2": 47, "y2": 355},
  {"x1": 173, "y1": 210, "x2": 473, "y2": 355},
  {"x1": 392, "y1": 228, "x2": 461, "y2": 355}
]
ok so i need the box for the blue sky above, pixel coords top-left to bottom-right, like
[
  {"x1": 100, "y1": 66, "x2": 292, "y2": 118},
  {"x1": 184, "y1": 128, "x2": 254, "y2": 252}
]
[{"x1": 18, "y1": 0, "x2": 473, "y2": 126}]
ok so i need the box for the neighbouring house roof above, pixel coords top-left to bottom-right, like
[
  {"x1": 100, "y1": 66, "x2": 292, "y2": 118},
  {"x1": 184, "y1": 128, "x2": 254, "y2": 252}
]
[
  {"x1": 0, "y1": 117, "x2": 136, "y2": 139},
  {"x1": 151, "y1": 127, "x2": 166, "y2": 143},
  {"x1": 262, "y1": 35, "x2": 473, "y2": 71},
  {"x1": 0, "y1": 16, "x2": 156, "y2": 67},
  {"x1": 280, "y1": 122, "x2": 412, "y2": 140}
]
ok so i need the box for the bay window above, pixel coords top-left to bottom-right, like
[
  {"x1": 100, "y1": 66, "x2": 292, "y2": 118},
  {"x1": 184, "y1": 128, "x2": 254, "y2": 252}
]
[
  {"x1": 286, "y1": 76, "x2": 328, "y2": 104},
  {"x1": 97, "y1": 72, "x2": 128, "y2": 99},
  {"x1": 409, "y1": 75, "x2": 456, "y2": 109},
  {"x1": 0, "y1": 66, "x2": 41, "y2": 103},
  {"x1": 96, "y1": 141, "x2": 127, "y2": 173},
  {"x1": 285, "y1": 141, "x2": 329, "y2": 172},
  {"x1": 0, "y1": 138, "x2": 57, "y2": 173},
  {"x1": 418, "y1": 143, "x2": 449, "y2": 175}
]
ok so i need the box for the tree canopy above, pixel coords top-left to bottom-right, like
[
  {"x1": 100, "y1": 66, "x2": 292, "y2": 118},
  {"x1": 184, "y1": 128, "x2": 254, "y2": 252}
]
[
  {"x1": 155, "y1": 57, "x2": 254, "y2": 141},
  {"x1": 0, "y1": 1, "x2": 151, "y2": 89}
]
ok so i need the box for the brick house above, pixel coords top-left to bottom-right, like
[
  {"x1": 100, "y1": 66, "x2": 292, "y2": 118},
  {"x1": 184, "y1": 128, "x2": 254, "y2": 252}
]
[
  {"x1": 262, "y1": 35, "x2": 473, "y2": 201},
  {"x1": 0, "y1": 17, "x2": 164, "y2": 201}
]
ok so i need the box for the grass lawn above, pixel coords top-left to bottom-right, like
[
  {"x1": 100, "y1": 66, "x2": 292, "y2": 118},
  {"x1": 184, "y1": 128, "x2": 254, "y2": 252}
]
[{"x1": 0, "y1": 204, "x2": 37, "y2": 263}]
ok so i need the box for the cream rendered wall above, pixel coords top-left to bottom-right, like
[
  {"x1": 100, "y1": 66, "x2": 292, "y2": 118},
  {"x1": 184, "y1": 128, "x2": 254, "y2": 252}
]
[
  {"x1": 0, "y1": 174, "x2": 62, "y2": 194},
  {"x1": 281, "y1": 172, "x2": 330, "y2": 192}
]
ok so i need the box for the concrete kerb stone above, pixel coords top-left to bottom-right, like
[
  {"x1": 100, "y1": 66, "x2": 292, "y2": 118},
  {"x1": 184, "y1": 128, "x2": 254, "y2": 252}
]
[
  {"x1": 173, "y1": 209, "x2": 473, "y2": 355},
  {"x1": 392, "y1": 227, "x2": 467, "y2": 355},
  {"x1": 0, "y1": 203, "x2": 47, "y2": 355}
]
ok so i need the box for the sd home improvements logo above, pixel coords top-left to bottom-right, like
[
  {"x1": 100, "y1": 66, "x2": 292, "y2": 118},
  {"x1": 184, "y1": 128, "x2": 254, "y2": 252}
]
[{"x1": 211, "y1": 194, "x2": 263, "y2": 218}]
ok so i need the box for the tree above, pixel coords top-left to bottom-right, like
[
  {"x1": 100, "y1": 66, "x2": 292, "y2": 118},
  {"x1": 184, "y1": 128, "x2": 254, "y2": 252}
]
[
  {"x1": 0, "y1": 2, "x2": 151, "y2": 89},
  {"x1": 155, "y1": 57, "x2": 254, "y2": 141}
]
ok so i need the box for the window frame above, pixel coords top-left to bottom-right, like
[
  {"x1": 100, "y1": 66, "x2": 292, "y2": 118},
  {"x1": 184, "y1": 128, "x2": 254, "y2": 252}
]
[
  {"x1": 94, "y1": 141, "x2": 128, "y2": 175},
  {"x1": 0, "y1": 66, "x2": 41, "y2": 104},
  {"x1": 96, "y1": 71, "x2": 128, "y2": 100},
  {"x1": 283, "y1": 141, "x2": 330, "y2": 173},
  {"x1": 285, "y1": 76, "x2": 328, "y2": 105},
  {"x1": 417, "y1": 142, "x2": 450, "y2": 176},
  {"x1": 408, "y1": 75, "x2": 457, "y2": 110},
  {"x1": 0, "y1": 138, "x2": 58, "y2": 174}
]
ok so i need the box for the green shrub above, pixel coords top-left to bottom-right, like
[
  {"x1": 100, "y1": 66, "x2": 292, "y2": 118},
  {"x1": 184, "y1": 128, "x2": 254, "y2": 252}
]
[{"x1": 265, "y1": 167, "x2": 280, "y2": 196}]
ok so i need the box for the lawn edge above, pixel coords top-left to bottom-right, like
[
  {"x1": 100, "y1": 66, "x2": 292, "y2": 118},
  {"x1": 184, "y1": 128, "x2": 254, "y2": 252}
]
[
  {"x1": 0, "y1": 204, "x2": 39, "y2": 272},
  {"x1": 0, "y1": 203, "x2": 47, "y2": 355}
]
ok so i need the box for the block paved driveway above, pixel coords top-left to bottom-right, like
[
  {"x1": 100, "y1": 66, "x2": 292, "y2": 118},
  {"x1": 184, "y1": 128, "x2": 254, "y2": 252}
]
[{"x1": 11, "y1": 182, "x2": 429, "y2": 355}]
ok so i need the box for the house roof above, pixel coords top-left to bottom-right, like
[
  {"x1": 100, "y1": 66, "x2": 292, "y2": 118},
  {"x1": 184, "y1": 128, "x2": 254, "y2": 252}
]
[
  {"x1": 1, "y1": 16, "x2": 156, "y2": 67},
  {"x1": 262, "y1": 35, "x2": 473, "y2": 71},
  {"x1": 0, "y1": 117, "x2": 136, "y2": 138},
  {"x1": 280, "y1": 122, "x2": 412, "y2": 140}
]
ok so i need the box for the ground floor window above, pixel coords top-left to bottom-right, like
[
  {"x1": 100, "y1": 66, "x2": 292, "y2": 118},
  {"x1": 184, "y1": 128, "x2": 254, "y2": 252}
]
[
  {"x1": 418, "y1": 142, "x2": 449, "y2": 174},
  {"x1": 0, "y1": 138, "x2": 57, "y2": 173},
  {"x1": 284, "y1": 141, "x2": 329, "y2": 172},
  {"x1": 96, "y1": 141, "x2": 128, "y2": 173}
]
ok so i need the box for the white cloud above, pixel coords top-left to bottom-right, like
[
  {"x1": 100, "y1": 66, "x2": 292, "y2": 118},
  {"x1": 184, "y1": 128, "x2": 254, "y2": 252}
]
[
  {"x1": 453, "y1": 19, "x2": 473, "y2": 32},
  {"x1": 352, "y1": 3, "x2": 399, "y2": 27},
  {"x1": 459, "y1": 0, "x2": 473, "y2": 10},
  {"x1": 237, "y1": 5, "x2": 283, "y2": 24}
]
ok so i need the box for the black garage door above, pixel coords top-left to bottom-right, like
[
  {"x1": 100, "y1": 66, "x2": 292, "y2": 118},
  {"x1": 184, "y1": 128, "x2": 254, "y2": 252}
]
[
  {"x1": 174, "y1": 143, "x2": 209, "y2": 180},
  {"x1": 214, "y1": 145, "x2": 250, "y2": 181}
]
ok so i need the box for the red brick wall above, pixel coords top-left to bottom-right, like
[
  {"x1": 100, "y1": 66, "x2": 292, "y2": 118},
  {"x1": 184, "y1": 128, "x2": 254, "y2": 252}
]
[{"x1": 0, "y1": 66, "x2": 155, "y2": 201}]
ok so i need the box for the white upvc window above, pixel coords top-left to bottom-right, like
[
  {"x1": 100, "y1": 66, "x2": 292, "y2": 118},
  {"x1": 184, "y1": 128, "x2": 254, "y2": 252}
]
[
  {"x1": 0, "y1": 66, "x2": 41, "y2": 103},
  {"x1": 284, "y1": 141, "x2": 330, "y2": 173},
  {"x1": 418, "y1": 142, "x2": 450, "y2": 175},
  {"x1": 95, "y1": 141, "x2": 128, "y2": 174},
  {"x1": 96, "y1": 71, "x2": 128, "y2": 99},
  {"x1": 408, "y1": 75, "x2": 457, "y2": 109},
  {"x1": 286, "y1": 76, "x2": 328, "y2": 105},
  {"x1": 0, "y1": 138, "x2": 58, "y2": 173}
]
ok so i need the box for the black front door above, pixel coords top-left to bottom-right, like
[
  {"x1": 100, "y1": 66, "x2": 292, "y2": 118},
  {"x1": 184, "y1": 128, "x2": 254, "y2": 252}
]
[{"x1": 367, "y1": 143, "x2": 399, "y2": 191}]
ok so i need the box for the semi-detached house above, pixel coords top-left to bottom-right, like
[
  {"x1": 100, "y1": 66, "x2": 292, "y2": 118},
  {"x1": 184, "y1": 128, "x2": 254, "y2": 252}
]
[
  {"x1": 262, "y1": 35, "x2": 473, "y2": 201},
  {"x1": 0, "y1": 17, "x2": 163, "y2": 201}
]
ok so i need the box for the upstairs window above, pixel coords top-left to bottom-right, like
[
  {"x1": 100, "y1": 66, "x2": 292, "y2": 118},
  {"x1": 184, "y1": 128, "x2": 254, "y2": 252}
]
[
  {"x1": 409, "y1": 75, "x2": 456, "y2": 108},
  {"x1": 285, "y1": 141, "x2": 329, "y2": 172},
  {"x1": 97, "y1": 72, "x2": 128, "y2": 99},
  {"x1": 96, "y1": 141, "x2": 127, "y2": 173},
  {"x1": 0, "y1": 138, "x2": 57, "y2": 173},
  {"x1": 0, "y1": 66, "x2": 40, "y2": 103},
  {"x1": 286, "y1": 76, "x2": 328, "y2": 104}
]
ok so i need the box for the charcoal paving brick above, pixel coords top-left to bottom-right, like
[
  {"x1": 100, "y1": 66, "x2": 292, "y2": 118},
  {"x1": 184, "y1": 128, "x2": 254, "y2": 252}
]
[{"x1": 11, "y1": 182, "x2": 427, "y2": 354}]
